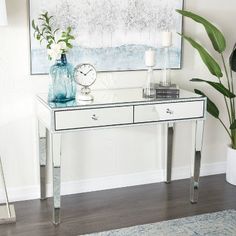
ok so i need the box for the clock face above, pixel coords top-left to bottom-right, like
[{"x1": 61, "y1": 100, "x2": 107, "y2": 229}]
[{"x1": 74, "y1": 64, "x2": 97, "y2": 87}]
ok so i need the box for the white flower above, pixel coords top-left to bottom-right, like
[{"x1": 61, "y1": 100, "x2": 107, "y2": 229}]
[
  {"x1": 47, "y1": 49, "x2": 61, "y2": 61},
  {"x1": 58, "y1": 41, "x2": 67, "y2": 51},
  {"x1": 47, "y1": 42, "x2": 69, "y2": 61},
  {"x1": 47, "y1": 43, "x2": 62, "y2": 61}
]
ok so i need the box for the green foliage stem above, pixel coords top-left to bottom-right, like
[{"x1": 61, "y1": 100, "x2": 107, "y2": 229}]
[
  {"x1": 177, "y1": 9, "x2": 236, "y2": 149},
  {"x1": 32, "y1": 11, "x2": 75, "y2": 55}
]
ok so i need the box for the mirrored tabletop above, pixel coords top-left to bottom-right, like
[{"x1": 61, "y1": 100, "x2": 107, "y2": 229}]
[{"x1": 37, "y1": 87, "x2": 204, "y2": 109}]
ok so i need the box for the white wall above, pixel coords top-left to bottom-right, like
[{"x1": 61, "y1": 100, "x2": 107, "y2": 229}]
[{"x1": 0, "y1": 0, "x2": 233, "y2": 202}]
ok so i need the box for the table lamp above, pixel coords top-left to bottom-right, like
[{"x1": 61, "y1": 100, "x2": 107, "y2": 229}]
[{"x1": 0, "y1": 0, "x2": 16, "y2": 224}]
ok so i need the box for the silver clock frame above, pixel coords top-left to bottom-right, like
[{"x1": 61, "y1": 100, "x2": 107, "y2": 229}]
[
  {"x1": 74, "y1": 63, "x2": 97, "y2": 101},
  {"x1": 74, "y1": 63, "x2": 97, "y2": 87}
]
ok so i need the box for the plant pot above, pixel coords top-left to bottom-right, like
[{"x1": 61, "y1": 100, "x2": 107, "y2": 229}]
[{"x1": 226, "y1": 146, "x2": 236, "y2": 185}]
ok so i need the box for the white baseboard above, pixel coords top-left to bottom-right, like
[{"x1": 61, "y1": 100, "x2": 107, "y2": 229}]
[{"x1": 0, "y1": 162, "x2": 226, "y2": 203}]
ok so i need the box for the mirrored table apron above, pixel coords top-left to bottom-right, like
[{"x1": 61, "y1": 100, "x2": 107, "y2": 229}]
[{"x1": 36, "y1": 88, "x2": 206, "y2": 225}]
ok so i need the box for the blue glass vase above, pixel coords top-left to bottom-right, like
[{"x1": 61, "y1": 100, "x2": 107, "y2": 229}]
[{"x1": 48, "y1": 54, "x2": 76, "y2": 103}]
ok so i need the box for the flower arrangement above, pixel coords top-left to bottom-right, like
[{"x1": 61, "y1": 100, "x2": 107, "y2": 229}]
[{"x1": 32, "y1": 12, "x2": 75, "y2": 61}]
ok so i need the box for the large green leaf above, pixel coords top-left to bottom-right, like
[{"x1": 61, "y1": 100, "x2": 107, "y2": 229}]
[
  {"x1": 176, "y1": 10, "x2": 226, "y2": 53},
  {"x1": 194, "y1": 89, "x2": 219, "y2": 118},
  {"x1": 230, "y1": 120, "x2": 236, "y2": 129},
  {"x1": 191, "y1": 78, "x2": 235, "y2": 98},
  {"x1": 230, "y1": 43, "x2": 236, "y2": 72},
  {"x1": 180, "y1": 34, "x2": 223, "y2": 78}
]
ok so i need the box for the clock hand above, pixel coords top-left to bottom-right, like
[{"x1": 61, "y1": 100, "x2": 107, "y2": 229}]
[
  {"x1": 85, "y1": 69, "x2": 93, "y2": 76},
  {"x1": 79, "y1": 71, "x2": 86, "y2": 76}
]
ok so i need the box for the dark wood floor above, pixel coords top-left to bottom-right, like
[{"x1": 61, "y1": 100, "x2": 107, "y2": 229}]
[{"x1": 0, "y1": 174, "x2": 235, "y2": 236}]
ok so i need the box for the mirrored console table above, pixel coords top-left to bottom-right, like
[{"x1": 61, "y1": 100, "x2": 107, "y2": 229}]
[{"x1": 36, "y1": 88, "x2": 206, "y2": 225}]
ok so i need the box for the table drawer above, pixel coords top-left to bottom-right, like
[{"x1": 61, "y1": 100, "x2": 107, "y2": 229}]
[
  {"x1": 134, "y1": 101, "x2": 204, "y2": 123},
  {"x1": 55, "y1": 106, "x2": 133, "y2": 130}
]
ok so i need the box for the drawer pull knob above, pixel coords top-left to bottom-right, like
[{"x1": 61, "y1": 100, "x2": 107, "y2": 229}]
[
  {"x1": 92, "y1": 114, "x2": 98, "y2": 121},
  {"x1": 166, "y1": 108, "x2": 174, "y2": 115}
]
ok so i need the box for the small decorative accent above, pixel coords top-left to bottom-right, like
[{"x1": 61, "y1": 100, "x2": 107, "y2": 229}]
[
  {"x1": 160, "y1": 31, "x2": 172, "y2": 87},
  {"x1": 32, "y1": 12, "x2": 76, "y2": 103},
  {"x1": 161, "y1": 31, "x2": 173, "y2": 48},
  {"x1": 143, "y1": 49, "x2": 156, "y2": 98}
]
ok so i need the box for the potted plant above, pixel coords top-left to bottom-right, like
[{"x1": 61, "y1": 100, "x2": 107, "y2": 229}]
[
  {"x1": 177, "y1": 10, "x2": 236, "y2": 185},
  {"x1": 32, "y1": 12, "x2": 76, "y2": 103}
]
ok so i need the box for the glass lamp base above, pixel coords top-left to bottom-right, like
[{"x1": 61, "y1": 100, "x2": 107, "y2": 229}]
[
  {"x1": 160, "y1": 68, "x2": 171, "y2": 87},
  {"x1": 160, "y1": 82, "x2": 171, "y2": 87},
  {"x1": 143, "y1": 88, "x2": 155, "y2": 98},
  {"x1": 143, "y1": 66, "x2": 156, "y2": 98}
]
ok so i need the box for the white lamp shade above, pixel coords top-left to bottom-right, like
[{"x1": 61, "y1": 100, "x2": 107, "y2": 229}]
[{"x1": 0, "y1": 0, "x2": 7, "y2": 26}]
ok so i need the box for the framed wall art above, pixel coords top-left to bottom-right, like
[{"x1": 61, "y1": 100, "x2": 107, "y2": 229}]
[{"x1": 29, "y1": 0, "x2": 183, "y2": 75}]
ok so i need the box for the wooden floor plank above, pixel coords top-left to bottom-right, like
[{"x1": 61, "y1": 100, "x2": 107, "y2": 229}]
[{"x1": 0, "y1": 174, "x2": 235, "y2": 236}]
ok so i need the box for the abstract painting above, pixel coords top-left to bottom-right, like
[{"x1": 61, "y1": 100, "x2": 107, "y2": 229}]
[{"x1": 29, "y1": 0, "x2": 183, "y2": 74}]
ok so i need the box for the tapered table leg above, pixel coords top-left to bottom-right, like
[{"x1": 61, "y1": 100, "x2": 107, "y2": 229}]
[
  {"x1": 166, "y1": 123, "x2": 174, "y2": 183},
  {"x1": 190, "y1": 120, "x2": 204, "y2": 203},
  {"x1": 51, "y1": 133, "x2": 62, "y2": 225},
  {"x1": 163, "y1": 123, "x2": 174, "y2": 184},
  {"x1": 38, "y1": 121, "x2": 48, "y2": 200}
]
